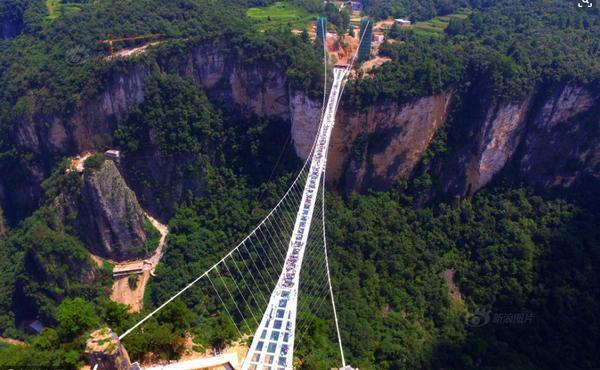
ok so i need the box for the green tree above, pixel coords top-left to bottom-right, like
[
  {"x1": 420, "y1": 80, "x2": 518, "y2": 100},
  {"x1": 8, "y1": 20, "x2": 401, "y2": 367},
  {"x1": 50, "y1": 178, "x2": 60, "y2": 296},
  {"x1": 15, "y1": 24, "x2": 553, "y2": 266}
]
[{"x1": 57, "y1": 298, "x2": 99, "y2": 339}]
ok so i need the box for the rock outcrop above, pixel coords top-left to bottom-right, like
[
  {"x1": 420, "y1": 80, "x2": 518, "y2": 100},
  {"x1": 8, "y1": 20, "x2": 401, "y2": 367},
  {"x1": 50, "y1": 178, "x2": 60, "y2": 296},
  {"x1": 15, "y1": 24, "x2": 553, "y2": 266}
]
[
  {"x1": 0, "y1": 206, "x2": 6, "y2": 238},
  {"x1": 1, "y1": 11, "x2": 24, "y2": 40},
  {"x1": 85, "y1": 328, "x2": 132, "y2": 370},
  {"x1": 441, "y1": 96, "x2": 533, "y2": 195},
  {"x1": 78, "y1": 160, "x2": 149, "y2": 261},
  {"x1": 473, "y1": 98, "x2": 531, "y2": 191},
  {"x1": 1, "y1": 40, "x2": 598, "y2": 224},
  {"x1": 439, "y1": 84, "x2": 598, "y2": 197},
  {"x1": 1, "y1": 64, "x2": 148, "y2": 223},
  {"x1": 331, "y1": 92, "x2": 453, "y2": 191},
  {"x1": 289, "y1": 91, "x2": 323, "y2": 160},
  {"x1": 518, "y1": 85, "x2": 598, "y2": 188}
]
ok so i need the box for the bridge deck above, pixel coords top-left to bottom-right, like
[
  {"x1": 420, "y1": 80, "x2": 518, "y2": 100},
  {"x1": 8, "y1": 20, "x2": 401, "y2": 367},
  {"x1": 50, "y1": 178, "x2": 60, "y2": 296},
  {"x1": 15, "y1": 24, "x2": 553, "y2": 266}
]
[{"x1": 242, "y1": 67, "x2": 347, "y2": 370}]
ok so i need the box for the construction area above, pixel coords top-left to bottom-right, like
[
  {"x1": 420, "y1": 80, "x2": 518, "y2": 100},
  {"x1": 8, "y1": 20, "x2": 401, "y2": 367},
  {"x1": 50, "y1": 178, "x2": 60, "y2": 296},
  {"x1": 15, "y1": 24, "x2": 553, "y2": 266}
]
[{"x1": 110, "y1": 212, "x2": 169, "y2": 312}]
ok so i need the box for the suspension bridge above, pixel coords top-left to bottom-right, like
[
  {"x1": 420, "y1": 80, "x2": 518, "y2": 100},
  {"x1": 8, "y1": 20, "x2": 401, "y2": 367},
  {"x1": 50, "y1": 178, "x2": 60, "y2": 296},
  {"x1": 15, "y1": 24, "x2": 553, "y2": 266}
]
[{"x1": 110, "y1": 18, "x2": 369, "y2": 370}]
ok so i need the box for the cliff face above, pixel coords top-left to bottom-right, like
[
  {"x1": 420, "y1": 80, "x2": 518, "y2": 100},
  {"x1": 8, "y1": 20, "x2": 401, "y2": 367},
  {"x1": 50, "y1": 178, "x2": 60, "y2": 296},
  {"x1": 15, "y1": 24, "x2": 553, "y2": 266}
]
[
  {"x1": 13, "y1": 64, "x2": 148, "y2": 156},
  {"x1": 2, "y1": 41, "x2": 598, "y2": 225},
  {"x1": 0, "y1": 207, "x2": 6, "y2": 238},
  {"x1": 289, "y1": 91, "x2": 323, "y2": 160},
  {"x1": 1, "y1": 14, "x2": 23, "y2": 39},
  {"x1": 2, "y1": 64, "x2": 148, "y2": 223},
  {"x1": 440, "y1": 96, "x2": 533, "y2": 195},
  {"x1": 331, "y1": 92, "x2": 453, "y2": 191},
  {"x1": 1, "y1": 43, "x2": 294, "y2": 223},
  {"x1": 518, "y1": 85, "x2": 598, "y2": 188},
  {"x1": 78, "y1": 160, "x2": 149, "y2": 261},
  {"x1": 439, "y1": 84, "x2": 598, "y2": 196},
  {"x1": 180, "y1": 43, "x2": 291, "y2": 119}
]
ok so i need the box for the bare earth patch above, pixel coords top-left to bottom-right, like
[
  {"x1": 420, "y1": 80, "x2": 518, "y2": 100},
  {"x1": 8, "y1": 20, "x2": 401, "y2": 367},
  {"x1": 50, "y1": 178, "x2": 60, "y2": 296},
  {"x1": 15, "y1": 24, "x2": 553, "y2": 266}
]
[
  {"x1": 443, "y1": 268, "x2": 463, "y2": 304},
  {"x1": 360, "y1": 56, "x2": 391, "y2": 73},
  {"x1": 107, "y1": 41, "x2": 162, "y2": 60},
  {"x1": 0, "y1": 336, "x2": 27, "y2": 346},
  {"x1": 110, "y1": 213, "x2": 168, "y2": 312}
]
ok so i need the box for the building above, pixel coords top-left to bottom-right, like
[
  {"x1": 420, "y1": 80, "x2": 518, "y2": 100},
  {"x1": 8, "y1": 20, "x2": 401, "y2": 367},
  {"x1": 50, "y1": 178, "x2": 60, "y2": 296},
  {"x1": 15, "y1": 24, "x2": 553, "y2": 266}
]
[
  {"x1": 316, "y1": 16, "x2": 327, "y2": 44},
  {"x1": 26, "y1": 320, "x2": 44, "y2": 334},
  {"x1": 358, "y1": 17, "x2": 373, "y2": 62},
  {"x1": 104, "y1": 149, "x2": 120, "y2": 162},
  {"x1": 394, "y1": 18, "x2": 411, "y2": 26},
  {"x1": 346, "y1": 1, "x2": 363, "y2": 12},
  {"x1": 112, "y1": 261, "x2": 147, "y2": 277}
]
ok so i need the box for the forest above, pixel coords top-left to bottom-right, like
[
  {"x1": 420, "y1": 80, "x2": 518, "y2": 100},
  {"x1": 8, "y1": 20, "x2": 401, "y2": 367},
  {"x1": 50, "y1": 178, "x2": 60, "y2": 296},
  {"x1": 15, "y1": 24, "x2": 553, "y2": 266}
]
[{"x1": 0, "y1": 0, "x2": 598, "y2": 369}]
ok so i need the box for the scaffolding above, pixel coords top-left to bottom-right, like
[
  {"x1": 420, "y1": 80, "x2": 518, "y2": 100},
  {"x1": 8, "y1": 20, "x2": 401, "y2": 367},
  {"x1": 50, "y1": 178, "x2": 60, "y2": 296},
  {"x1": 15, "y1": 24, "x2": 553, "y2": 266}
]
[
  {"x1": 358, "y1": 17, "x2": 372, "y2": 62},
  {"x1": 316, "y1": 16, "x2": 327, "y2": 45}
]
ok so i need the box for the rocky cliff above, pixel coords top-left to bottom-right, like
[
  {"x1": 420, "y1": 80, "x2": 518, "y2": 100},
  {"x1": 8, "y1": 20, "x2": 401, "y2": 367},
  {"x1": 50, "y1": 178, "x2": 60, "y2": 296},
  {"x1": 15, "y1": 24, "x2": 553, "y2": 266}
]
[
  {"x1": 439, "y1": 83, "x2": 598, "y2": 197},
  {"x1": 2, "y1": 40, "x2": 598, "y2": 225},
  {"x1": 79, "y1": 160, "x2": 149, "y2": 261},
  {"x1": 331, "y1": 92, "x2": 453, "y2": 191},
  {"x1": 1, "y1": 64, "x2": 148, "y2": 223},
  {"x1": 518, "y1": 85, "x2": 598, "y2": 188},
  {"x1": 85, "y1": 328, "x2": 132, "y2": 370},
  {"x1": 1, "y1": 9, "x2": 24, "y2": 40},
  {"x1": 50, "y1": 158, "x2": 151, "y2": 261},
  {"x1": 0, "y1": 207, "x2": 6, "y2": 238}
]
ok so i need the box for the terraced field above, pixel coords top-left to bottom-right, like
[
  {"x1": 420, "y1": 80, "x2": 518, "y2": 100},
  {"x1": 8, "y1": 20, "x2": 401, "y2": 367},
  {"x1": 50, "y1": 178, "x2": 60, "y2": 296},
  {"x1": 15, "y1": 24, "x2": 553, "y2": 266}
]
[
  {"x1": 411, "y1": 10, "x2": 471, "y2": 37},
  {"x1": 46, "y1": 0, "x2": 82, "y2": 20},
  {"x1": 246, "y1": 2, "x2": 315, "y2": 31}
]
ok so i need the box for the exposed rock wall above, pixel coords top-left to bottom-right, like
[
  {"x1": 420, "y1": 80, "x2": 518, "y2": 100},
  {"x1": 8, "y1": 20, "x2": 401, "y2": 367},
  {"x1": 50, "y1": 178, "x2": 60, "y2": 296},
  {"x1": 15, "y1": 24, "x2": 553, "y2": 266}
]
[
  {"x1": 1, "y1": 64, "x2": 149, "y2": 223},
  {"x1": 518, "y1": 85, "x2": 598, "y2": 188},
  {"x1": 180, "y1": 43, "x2": 290, "y2": 119},
  {"x1": 2, "y1": 43, "x2": 293, "y2": 223},
  {"x1": 85, "y1": 328, "x2": 132, "y2": 370},
  {"x1": 0, "y1": 206, "x2": 6, "y2": 238},
  {"x1": 467, "y1": 96, "x2": 532, "y2": 192},
  {"x1": 2, "y1": 40, "x2": 598, "y2": 225},
  {"x1": 78, "y1": 160, "x2": 149, "y2": 261},
  {"x1": 331, "y1": 92, "x2": 452, "y2": 191},
  {"x1": 11, "y1": 64, "x2": 147, "y2": 157},
  {"x1": 289, "y1": 91, "x2": 323, "y2": 160},
  {"x1": 439, "y1": 84, "x2": 598, "y2": 196}
]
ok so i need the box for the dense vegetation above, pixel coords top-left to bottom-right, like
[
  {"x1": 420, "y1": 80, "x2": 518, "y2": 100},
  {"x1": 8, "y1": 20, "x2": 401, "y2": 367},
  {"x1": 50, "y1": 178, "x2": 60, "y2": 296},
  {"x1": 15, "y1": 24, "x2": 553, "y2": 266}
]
[
  {"x1": 0, "y1": 0, "x2": 324, "y2": 222},
  {"x1": 323, "y1": 187, "x2": 599, "y2": 369},
  {"x1": 346, "y1": 0, "x2": 598, "y2": 108},
  {"x1": 0, "y1": 1, "x2": 598, "y2": 369},
  {"x1": 362, "y1": 0, "x2": 470, "y2": 21}
]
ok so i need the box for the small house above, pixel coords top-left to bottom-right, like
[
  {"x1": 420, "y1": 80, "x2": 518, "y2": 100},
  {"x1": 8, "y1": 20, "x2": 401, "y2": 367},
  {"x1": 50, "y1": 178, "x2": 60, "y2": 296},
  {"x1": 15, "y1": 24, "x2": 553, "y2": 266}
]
[
  {"x1": 104, "y1": 149, "x2": 120, "y2": 162},
  {"x1": 346, "y1": 1, "x2": 363, "y2": 12},
  {"x1": 26, "y1": 320, "x2": 44, "y2": 334},
  {"x1": 394, "y1": 18, "x2": 411, "y2": 26}
]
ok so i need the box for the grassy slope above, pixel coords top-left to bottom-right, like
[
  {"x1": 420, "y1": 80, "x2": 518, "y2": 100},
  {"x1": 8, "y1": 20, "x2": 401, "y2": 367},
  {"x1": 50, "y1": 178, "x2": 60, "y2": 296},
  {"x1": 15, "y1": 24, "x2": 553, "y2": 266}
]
[
  {"x1": 410, "y1": 10, "x2": 471, "y2": 37},
  {"x1": 46, "y1": 0, "x2": 82, "y2": 20},
  {"x1": 246, "y1": 2, "x2": 315, "y2": 31}
]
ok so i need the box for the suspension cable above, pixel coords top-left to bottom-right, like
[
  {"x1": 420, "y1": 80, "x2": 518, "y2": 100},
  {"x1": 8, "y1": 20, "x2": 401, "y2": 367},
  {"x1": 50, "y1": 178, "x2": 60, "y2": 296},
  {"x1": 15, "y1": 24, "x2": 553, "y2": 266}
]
[{"x1": 322, "y1": 169, "x2": 346, "y2": 367}]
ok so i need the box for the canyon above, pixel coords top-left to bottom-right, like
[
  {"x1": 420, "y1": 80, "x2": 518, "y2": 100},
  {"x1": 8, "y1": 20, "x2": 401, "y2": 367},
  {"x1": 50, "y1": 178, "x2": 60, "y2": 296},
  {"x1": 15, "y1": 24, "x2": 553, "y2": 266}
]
[{"x1": 1, "y1": 40, "x2": 598, "y2": 226}]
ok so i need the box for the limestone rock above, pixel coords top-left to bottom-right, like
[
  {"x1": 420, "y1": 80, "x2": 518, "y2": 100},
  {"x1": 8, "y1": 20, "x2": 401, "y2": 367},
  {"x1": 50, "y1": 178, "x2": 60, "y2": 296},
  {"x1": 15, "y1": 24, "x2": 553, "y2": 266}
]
[
  {"x1": 85, "y1": 328, "x2": 132, "y2": 370},
  {"x1": 79, "y1": 160, "x2": 149, "y2": 261}
]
